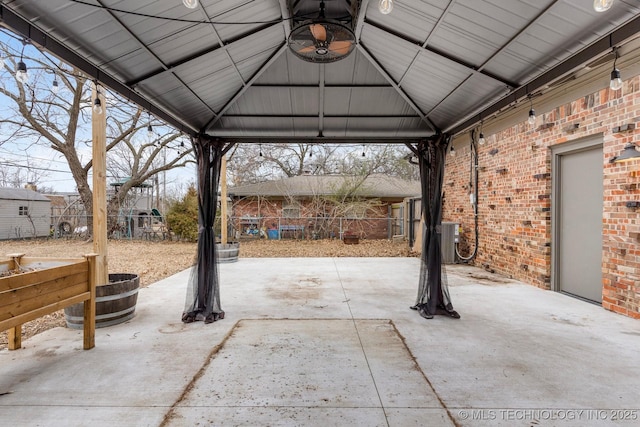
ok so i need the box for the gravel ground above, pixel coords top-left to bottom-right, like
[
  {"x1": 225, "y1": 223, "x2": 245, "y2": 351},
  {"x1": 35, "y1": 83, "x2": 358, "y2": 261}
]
[{"x1": 1, "y1": 238, "x2": 415, "y2": 349}]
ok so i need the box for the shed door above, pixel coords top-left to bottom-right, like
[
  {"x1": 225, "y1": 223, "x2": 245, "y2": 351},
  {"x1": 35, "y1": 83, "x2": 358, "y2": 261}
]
[{"x1": 554, "y1": 142, "x2": 603, "y2": 303}]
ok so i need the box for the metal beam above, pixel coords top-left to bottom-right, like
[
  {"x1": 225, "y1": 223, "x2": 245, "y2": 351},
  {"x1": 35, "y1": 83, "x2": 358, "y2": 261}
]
[
  {"x1": 366, "y1": 21, "x2": 518, "y2": 89},
  {"x1": 205, "y1": 136, "x2": 428, "y2": 144},
  {"x1": 357, "y1": 44, "x2": 438, "y2": 133},
  {"x1": 126, "y1": 22, "x2": 278, "y2": 87},
  {"x1": 203, "y1": 44, "x2": 289, "y2": 132},
  {"x1": 0, "y1": 5, "x2": 196, "y2": 135},
  {"x1": 448, "y1": 12, "x2": 640, "y2": 136},
  {"x1": 220, "y1": 114, "x2": 423, "y2": 119}
]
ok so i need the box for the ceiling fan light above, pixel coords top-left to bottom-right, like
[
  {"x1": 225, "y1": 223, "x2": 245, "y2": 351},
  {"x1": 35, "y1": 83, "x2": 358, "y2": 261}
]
[
  {"x1": 593, "y1": 0, "x2": 614, "y2": 12},
  {"x1": 379, "y1": 0, "x2": 393, "y2": 14}
]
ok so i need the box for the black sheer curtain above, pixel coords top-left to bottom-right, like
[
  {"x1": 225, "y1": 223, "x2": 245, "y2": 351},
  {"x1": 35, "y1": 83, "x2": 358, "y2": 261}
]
[
  {"x1": 182, "y1": 135, "x2": 226, "y2": 324},
  {"x1": 411, "y1": 135, "x2": 460, "y2": 319}
]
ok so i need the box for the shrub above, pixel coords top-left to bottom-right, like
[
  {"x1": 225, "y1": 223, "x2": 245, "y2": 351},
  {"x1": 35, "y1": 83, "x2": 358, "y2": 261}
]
[{"x1": 166, "y1": 186, "x2": 198, "y2": 241}]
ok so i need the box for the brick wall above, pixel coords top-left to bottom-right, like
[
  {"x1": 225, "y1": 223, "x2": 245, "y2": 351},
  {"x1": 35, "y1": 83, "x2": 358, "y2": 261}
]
[
  {"x1": 443, "y1": 75, "x2": 640, "y2": 319},
  {"x1": 231, "y1": 196, "x2": 391, "y2": 239}
]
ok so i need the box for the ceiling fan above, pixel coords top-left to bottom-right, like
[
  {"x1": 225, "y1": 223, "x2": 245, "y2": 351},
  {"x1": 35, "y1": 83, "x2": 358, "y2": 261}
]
[{"x1": 287, "y1": 1, "x2": 356, "y2": 63}]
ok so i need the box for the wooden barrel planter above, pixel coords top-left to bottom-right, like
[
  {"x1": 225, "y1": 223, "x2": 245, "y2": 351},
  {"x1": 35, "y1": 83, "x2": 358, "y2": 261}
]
[
  {"x1": 217, "y1": 242, "x2": 239, "y2": 263},
  {"x1": 64, "y1": 273, "x2": 140, "y2": 329}
]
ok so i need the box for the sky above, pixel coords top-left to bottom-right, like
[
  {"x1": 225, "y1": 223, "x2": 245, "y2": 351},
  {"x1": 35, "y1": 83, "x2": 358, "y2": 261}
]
[{"x1": 0, "y1": 29, "x2": 197, "y2": 196}]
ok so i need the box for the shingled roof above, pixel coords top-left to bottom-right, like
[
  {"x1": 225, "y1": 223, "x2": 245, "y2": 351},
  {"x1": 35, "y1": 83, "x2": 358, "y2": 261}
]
[
  {"x1": 0, "y1": 187, "x2": 51, "y2": 202},
  {"x1": 229, "y1": 174, "x2": 420, "y2": 199}
]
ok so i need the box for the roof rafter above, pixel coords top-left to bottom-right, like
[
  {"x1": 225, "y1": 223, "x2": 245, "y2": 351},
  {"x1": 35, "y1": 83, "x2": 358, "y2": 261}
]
[{"x1": 357, "y1": 44, "x2": 438, "y2": 133}]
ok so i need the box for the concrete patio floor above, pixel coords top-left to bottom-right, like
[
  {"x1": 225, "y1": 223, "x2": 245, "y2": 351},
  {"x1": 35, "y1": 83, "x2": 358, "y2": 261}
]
[{"x1": 1, "y1": 258, "x2": 639, "y2": 426}]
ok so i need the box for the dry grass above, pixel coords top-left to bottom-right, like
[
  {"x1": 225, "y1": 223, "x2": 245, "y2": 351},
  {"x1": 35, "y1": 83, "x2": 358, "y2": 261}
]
[{"x1": 0, "y1": 237, "x2": 415, "y2": 350}]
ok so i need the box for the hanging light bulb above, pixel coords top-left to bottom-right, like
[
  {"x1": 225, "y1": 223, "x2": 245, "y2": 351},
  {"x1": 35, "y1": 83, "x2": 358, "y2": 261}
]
[
  {"x1": 92, "y1": 97, "x2": 103, "y2": 115},
  {"x1": 528, "y1": 108, "x2": 536, "y2": 126},
  {"x1": 183, "y1": 0, "x2": 198, "y2": 9},
  {"x1": 147, "y1": 113, "x2": 154, "y2": 140},
  {"x1": 362, "y1": 144, "x2": 366, "y2": 157},
  {"x1": 51, "y1": 77, "x2": 60, "y2": 94},
  {"x1": 180, "y1": 140, "x2": 185, "y2": 148},
  {"x1": 478, "y1": 133, "x2": 486, "y2": 145},
  {"x1": 259, "y1": 143, "x2": 263, "y2": 157},
  {"x1": 593, "y1": 0, "x2": 614, "y2": 12},
  {"x1": 16, "y1": 61, "x2": 28, "y2": 83},
  {"x1": 379, "y1": 0, "x2": 393, "y2": 14},
  {"x1": 309, "y1": 147, "x2": 313, "y2": 158},
  {"x1": 610, "y1": 68, "x2": 623, "y2": 91},
  {"x1": 450, "y1": 145, "x2": 456, "y2": 157}
]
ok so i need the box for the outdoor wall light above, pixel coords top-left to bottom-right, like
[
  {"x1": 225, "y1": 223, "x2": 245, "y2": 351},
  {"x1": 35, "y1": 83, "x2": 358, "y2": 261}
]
[
  {"x1": 594, "y1": 0, "x2": 614, "y2": 12},
  {"x1": 183, "y1": 0, "x2": 198, "y2": 9},
  {"x1": 16, "y1": 60, "x2": 28, "y2": 83},
  {"x1": 610, "y1": 143, "x2": 640, "y2": 163},
  {"x1": 379, "y1": 0, "x2": 393, "y2": 15}
]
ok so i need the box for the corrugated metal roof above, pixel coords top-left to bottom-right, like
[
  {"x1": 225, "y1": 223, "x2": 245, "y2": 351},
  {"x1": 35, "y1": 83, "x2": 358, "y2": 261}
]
[
  {"x1": 0, "y1": 188, "x2": 51, "y2": 202},
  {"x1": 230, "y1": 174, "x2": 421, "y2": 199},
  {"x1": 2, "y1": 0, "x2": 639, "y2": 140}
]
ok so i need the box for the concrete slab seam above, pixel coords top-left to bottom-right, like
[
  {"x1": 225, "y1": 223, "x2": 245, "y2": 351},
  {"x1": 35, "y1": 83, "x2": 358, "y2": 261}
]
[
  {"x1": 332, "y1": 257, "x2": 391, "y2": 427},
  {"x1": 389, "y1": 320, "x2": 461, "y2": 427},
  {"x1": 159, "y1": 319, "x2": 239, "y2": 427}
]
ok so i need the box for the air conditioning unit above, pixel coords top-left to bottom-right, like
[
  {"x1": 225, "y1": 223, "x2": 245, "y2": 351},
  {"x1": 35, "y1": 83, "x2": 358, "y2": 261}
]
[{"x1": 440, "y1": 222, "x2": 459, "y2": 264}]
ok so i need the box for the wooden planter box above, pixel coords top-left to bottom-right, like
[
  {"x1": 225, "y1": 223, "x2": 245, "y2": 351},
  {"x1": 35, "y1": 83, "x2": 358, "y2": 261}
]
[{"x1": 0, "y1": 253, "x2": 97, "y2": 350}]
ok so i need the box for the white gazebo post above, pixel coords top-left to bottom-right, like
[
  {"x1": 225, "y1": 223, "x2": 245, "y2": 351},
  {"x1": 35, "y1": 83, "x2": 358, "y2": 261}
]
[{"x1": 92, "y1": 82, "x2": 108, "y2": 286}]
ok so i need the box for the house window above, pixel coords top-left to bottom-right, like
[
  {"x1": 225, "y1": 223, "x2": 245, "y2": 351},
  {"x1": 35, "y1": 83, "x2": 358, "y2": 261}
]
[
  {"x1": 18, "y1": 206, "x2": 29, "y2": 216},
  {"x1": 282, "y1": 202, "x2": 300, "y2": 218}
]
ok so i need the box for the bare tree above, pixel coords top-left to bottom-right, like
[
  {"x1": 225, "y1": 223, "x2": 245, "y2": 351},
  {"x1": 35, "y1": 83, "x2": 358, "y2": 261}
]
[
  {"x1": 0, "y1": 39, "x2": 193, "y2": 233},
  {"x1": 227, "y1": 143, "x2": 417, "y2": 184}
]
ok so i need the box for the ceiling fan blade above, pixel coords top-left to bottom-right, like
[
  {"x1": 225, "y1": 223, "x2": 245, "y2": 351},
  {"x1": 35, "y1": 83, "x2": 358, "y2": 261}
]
[
  {"x1": 310, "y1": 24, "x2": 327, "y2": 41},
  {"x1": 297, "y1": 45, "x2": 317, "y2": 53},
  {"x1": 328, "y1": 40, "x2": 352, "y2": 55}
]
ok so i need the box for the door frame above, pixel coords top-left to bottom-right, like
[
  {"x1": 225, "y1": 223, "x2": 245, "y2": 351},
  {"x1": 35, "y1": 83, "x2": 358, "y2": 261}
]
[{"x1": 550, "y1": 135, "x2": 603, "y2": 296}]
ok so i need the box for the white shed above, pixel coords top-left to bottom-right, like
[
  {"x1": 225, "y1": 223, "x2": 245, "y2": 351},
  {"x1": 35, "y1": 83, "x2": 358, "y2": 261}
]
[{"x1": 0, "y1": 187, "x2": 51, "y2": 240}]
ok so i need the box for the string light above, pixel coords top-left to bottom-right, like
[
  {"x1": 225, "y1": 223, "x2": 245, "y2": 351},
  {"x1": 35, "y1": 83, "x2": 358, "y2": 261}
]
[
  {"x1": 183, "y1": 0, "x2": 198, "y2": 9},
  {"x1": 527, "y1": 96, "x2": 536, "y2": 126},
  {"x1": 610, "y1": 50, "x2": 623, "y2": 91},
  {"x1": 450, "y1": 145, "x2": 456, "y2": 157},
  {"x1": 259, "y1": 143, "x2": 263, "y2": 157},
  {"x1": 379, "y1": 0, "x2": 393, "y2": 14},
  {"x1": 147, "y1": 112, "x2": 154, "y2": 140},
  {"x1": 92, "y1": 89, "x2": 103, "y2": 115},
  {"x1": 15, "y1": 39, "x2": 28, "y2": 84},
  {"x1": 478, "y1": 122, "x2": 485, "y2": 145},
  {"x1": 51, "y1": 75, "x2": 60, "y2": 94},
  {"x1": 362, "y1": 144, "x2": 366, "y2": 157}
]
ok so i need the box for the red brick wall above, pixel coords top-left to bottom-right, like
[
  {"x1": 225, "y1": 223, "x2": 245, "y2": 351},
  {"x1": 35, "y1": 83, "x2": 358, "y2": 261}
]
[
  {"x1": 443, "y1": 75, "x2": 640, "y2": 319},
  {"x1": 231, "y1": 197, "x2": 391, "y2": 239}
]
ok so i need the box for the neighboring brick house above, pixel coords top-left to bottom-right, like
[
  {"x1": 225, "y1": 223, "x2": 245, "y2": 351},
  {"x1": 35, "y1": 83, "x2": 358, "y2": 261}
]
[
  {"x1": 229, "y1": 174, "x2": 420, "y2": 240},
  {"x1": 444, "y1": 50, "x2": 640, "y2": 319}
]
